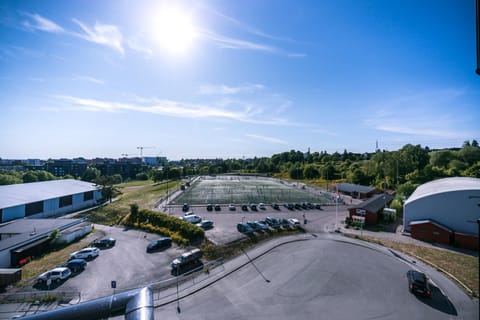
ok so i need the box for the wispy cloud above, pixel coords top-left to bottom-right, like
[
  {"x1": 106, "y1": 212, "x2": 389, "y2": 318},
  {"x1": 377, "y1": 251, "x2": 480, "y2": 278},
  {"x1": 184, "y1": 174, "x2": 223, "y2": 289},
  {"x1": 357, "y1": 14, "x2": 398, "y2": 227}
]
[
  {"x1": 73, "y1": 76, "x2": 105, "y2": 84},
  {"x1": 72, "y1": 19, "x2": 124, "y2": 54},
  {"x1": 22, "y1": 13, "x2": 64, "y2": 33},
  {"x1": 52, "y1": 94, "x2": 302, "y2": 127},
  {"x1": 246, "y1": 134, "x2": 288, "y2": 145},
  {"x1": 363, "y1": 89, "x2": 474, "y2": 139},
  {"x1": 198, "y1": 83, "x2": 265, "y2": 95},
  {"x1": 199, "y1": 29, "x2": 277, "y2": 53}
]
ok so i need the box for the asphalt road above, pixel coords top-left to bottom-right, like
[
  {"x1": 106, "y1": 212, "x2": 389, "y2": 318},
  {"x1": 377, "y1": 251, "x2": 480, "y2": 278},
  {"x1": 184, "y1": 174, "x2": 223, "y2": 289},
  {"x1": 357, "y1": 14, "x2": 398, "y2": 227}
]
[{"x1": 151, "y1": 235, "x2": 478, "y2": 320}]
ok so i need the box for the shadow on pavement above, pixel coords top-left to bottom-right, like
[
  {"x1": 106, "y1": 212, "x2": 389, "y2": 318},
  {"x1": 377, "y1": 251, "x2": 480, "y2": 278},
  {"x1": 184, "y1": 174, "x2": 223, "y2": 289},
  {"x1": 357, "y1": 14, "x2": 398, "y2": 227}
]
[{"x1": 415, "y1": 283, "x2": 458, "y2": 315}]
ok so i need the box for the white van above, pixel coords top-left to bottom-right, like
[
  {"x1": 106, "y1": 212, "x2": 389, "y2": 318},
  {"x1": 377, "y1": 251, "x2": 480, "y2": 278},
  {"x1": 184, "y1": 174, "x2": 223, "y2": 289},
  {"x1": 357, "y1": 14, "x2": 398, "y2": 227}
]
[{"x1": 182, "y1": 214, "x2": 202, "y2": 224}]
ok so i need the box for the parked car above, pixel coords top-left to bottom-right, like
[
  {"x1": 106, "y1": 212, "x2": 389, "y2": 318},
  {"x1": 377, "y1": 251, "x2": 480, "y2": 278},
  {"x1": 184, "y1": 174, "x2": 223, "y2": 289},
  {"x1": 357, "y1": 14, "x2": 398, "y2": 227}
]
[
  {"x1": 241, "y1": 204, "x2": 249, "y2": 211},
  {"x1": 314, "y1": 203, "x2": 322, "y2": 209},
  {"x1": 36, "y1": 267, "x2": 71, "y2": 284},
  {"x1": 197, "y1": 220, "x2": 214, "y2": 229},
  {"x1": 250, "y1": 203, "x2": 258, "y2": 211},
  {"x1": 92, "y1": 237, "x2": 116, "y2": 248},
  {"x1": 237, "y1": 223, "x2": 254, "y2": 234},
  {"x1": 70, "y1": 247, "x2": 100, "y2": 260},
  {"x1": 278, "y1": 218, "x2": 290, "y2": 227},
  {"x1": 147, "y1": 237, "x2": 172, "y2": 252},
  {"x1": 228, "y1": 203, "x2": 236, "y2": 211},
  {"x1": 265, "y1": 217, "x2": 280, "y2": 228},
  {"x1": 182, "y1": 203, "x2": 189, "y2": 212},
  {"x1": 407, "y1": 270, "x2": 431, "y2": 298},
  {"x1": 246, "y1": 221, "x2": 263, "y2": 232},
  {"x1": 206, "y1": 204, "x2": 213, "y2": 211},
  {"x1": 63, "y1": 259, "x2": 87, "y2": 273},
  {"x1": 182, "y1": 214, "x2": 202, "y2": 224},
  {"x1": 258, "y1": 203, "x2": 266, "y2": 210},
  {"x1": 271, "y1": 203, "x2": 280, "y2": 210},
  {"x1": 288, "y1": 218, "x2": 300, "y2": 227},
  {"x1": 214, "y1": 204, "x2": 221, "y2": 211},
  {"x1": 256, "y1": 220, "x2": 270, "y2": 231}
]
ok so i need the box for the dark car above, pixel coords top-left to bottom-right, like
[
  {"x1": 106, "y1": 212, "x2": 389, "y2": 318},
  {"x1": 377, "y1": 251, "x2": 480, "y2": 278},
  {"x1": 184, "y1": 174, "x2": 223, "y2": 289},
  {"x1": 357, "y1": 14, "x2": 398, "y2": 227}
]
[
  {"x1": 214, "y1": 204, "x2": 221, "y2": 211},
  {"x1": 250, "y1": 203, "x2": 258, "y2": 211},
  {"x1": 92, "y1": 237, "x2": 116, "y2": 249},
  {"x1": 146, "y1": 237, "x2": 172, "y2": 253},
  {"x1": 271, "y1": 203, "x2": 280, "y2": 210},
  {"x1": 265, "y1": 216, "x2": 280, "y2": 228},
  {"x1": 182, "y1": 203, "x2": 189, "y2": 212},
  {"x1": 407, "y1": 270, "x2": 431, "y2": 298},
  {"x1": 237, "y1": 223, "x2": 253, "y2": 234},
  {"x1": 64, "y1": 259, "x2": 87, "y2": 273},
  {"x1": 241, "y1": 204, "x2": 249, "y2": 211},
  {"x1": 206, "y1": 204, "x2": 213, "y2": 211},
  {"x1": 246, "y1": 221, "x2": 263, "y2": 232}
]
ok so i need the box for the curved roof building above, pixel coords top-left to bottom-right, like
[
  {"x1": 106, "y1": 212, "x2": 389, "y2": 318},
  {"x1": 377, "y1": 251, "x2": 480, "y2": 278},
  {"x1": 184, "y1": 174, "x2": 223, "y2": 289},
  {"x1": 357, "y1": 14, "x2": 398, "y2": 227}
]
[{"x1": 403, "y1": 177, "x2": 480, "y2": 235}]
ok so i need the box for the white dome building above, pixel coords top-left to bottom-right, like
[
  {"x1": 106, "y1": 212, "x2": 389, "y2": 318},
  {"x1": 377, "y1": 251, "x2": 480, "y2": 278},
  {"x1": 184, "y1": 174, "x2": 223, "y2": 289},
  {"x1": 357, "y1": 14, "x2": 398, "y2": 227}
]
[{"x1": 403, "y1": 177, "x2": 480, "y2": 249}]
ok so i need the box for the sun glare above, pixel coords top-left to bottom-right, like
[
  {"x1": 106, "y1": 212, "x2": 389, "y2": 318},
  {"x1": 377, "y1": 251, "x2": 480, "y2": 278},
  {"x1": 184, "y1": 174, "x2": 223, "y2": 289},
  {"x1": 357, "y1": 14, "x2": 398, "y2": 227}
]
[{"x1": 152, "y1": 6, "x2": 196, "y2": 55}]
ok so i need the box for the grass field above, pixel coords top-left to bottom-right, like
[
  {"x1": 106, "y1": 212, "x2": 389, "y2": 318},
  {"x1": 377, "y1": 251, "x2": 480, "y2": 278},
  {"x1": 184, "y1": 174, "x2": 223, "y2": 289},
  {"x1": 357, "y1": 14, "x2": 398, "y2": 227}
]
[{"x1": 172, "y1": 175, "x2": 331, "y2": 205}]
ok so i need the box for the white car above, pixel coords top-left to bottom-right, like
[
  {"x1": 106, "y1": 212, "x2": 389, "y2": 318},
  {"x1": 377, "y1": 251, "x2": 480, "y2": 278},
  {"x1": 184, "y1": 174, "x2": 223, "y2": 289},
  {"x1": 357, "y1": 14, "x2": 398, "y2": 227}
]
[
  {"x1": 182, "y1": 214, "x2": 202, "y2": 224},
  {"x1": 36, "y1": 267, "x2": 71, "y2": 284},
  {"x1": 70, "y1": 247, "x2": 100, "y2": 260},
  {"x1": 258, "y1": 203, "x2": 266, "y2": 210},
  {"x1": 288, "y1": 218, "x2": 300, "y2": 227}
]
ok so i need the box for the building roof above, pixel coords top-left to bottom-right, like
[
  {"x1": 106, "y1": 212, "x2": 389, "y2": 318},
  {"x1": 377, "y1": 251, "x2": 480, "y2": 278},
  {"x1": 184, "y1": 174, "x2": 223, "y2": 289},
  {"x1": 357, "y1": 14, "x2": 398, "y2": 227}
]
[
  {"x1": 336, "y1": 183, "x2": 377, "y2": 194},
  {"x1": 405, "y1": 177, "x2": 480, "y2": 205},
  {"x1": 409, "y1": 219, "x2": 453, "y2": 233},
  {"x1": 0, "y1": 179, "x2": 98, "y2": 209},
  {"x1": 350, "y1": 193, "x2": 394, "y2": 213},
  {"x1": 0, "y1": 218, "x2": 84, "y2": 252}
]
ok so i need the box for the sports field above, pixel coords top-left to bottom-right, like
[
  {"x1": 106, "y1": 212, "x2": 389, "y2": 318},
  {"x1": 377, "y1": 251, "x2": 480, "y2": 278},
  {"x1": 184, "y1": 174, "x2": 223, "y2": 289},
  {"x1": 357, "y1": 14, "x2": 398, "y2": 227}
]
[{"x1": 171, "y1": 175, "x2": 330, "y2": 205}]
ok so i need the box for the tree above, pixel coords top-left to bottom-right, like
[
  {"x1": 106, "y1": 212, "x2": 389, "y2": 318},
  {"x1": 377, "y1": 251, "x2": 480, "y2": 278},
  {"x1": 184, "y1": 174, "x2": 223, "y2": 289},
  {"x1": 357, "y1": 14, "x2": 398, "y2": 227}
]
[
  {"x1": 82, "y1": 167, "x2": 101, "y2": 182},
  {"x1": 303, "y1": 165, "x2": 320, "y2": 179},
  {"x1": 96, "y1": 175, "x2": 121, "y2": 203},
  {"x1": 22, "y1": 171, "x2": 38, "y2": 183}
]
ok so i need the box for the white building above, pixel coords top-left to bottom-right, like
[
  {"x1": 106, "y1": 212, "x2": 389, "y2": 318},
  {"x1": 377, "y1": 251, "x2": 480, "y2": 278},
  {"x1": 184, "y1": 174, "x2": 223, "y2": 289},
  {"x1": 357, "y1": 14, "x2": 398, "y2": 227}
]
[
  {"x1": 0, "y1": 179, "x2": 102, "y2": 223},
  {"x1": 403, "y1": 177, "x2": 480, "y2": 235}
]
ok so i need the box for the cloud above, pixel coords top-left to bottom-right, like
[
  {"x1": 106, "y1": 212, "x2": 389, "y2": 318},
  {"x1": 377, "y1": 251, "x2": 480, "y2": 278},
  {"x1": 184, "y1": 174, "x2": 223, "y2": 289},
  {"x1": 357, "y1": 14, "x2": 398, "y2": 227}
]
[
  {"x1": 73, "y1": 76, "x2": 105, "y2": 84},
  {"x1": 199, "y1": 29, "x2": 278, "y2": 52},
  {"x1": 363, "y1": 89, "x2": 474, "y2": 139},
  {"x1": 246, "y1": 134, "x2": 288, "y2": 145},
  {"x1": 72, "y1": 19, "x2": 124, "y2": 54},
  {"x1": 22, "y1": 13, "x2": 64, "y2": 33},
  {"x1": 198, "y1": 83, "x2": 265, "y2": 95}
]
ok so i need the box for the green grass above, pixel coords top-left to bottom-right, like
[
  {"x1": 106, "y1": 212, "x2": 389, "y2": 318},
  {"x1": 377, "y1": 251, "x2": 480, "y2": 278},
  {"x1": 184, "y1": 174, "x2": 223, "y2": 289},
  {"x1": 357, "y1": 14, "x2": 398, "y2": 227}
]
[
  {"x1": 345, "y1": 234, "x2": 479, "y2": 297},
  {"x1": 80, "y1": 180, "x2": 181, "y2": 225}
]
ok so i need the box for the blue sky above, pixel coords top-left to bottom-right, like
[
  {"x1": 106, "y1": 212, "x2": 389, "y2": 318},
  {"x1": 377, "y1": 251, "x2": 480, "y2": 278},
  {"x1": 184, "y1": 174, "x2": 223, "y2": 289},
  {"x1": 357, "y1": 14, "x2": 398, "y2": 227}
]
[{"x1": 1, "y1": 0, "x2": 478, "y2": 160}]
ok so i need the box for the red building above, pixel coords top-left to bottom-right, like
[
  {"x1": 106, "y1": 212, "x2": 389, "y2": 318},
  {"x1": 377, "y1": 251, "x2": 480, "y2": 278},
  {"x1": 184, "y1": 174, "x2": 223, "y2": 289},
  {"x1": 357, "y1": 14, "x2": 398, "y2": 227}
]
[
  {"x1": 409, "y1": 220, "x2": 453, "y2": 245},
  {"x1": 348, "y1": 193, "x2": 394, "y2": 225}
]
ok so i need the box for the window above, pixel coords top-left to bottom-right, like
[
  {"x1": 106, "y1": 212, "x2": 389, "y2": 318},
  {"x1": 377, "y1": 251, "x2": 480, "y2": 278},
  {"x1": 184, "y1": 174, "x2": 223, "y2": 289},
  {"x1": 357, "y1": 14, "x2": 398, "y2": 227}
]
[
  {"x1": 59, "y1": 195, "x2": 73, "y2": 207},
  {"x1": 432, "y1": 231, "x2": 440, "y2": 236},
  {"x1": 0, "y1": 209, "x2": 2, "y2": 223},
  {"x1": 25, "y1": 201, "x2": 43, "y2": 216},
  {"x1": 83, "y1": 191, "x2": 94, "y2": 201}
]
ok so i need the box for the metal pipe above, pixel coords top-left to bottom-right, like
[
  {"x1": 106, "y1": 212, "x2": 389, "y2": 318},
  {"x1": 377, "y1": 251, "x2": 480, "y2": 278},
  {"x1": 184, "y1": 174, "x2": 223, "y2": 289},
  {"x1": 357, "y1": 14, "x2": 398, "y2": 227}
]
[{"x1": 20, "y1": 286, "x2": 154, "y2": 320}]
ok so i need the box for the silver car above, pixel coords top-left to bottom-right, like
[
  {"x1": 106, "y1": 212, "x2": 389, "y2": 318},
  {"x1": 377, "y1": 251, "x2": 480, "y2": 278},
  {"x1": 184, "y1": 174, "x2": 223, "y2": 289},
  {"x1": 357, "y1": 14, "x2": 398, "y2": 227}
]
[{"x1": 70, "y1": 247, "x2": 100, "y2": 260}]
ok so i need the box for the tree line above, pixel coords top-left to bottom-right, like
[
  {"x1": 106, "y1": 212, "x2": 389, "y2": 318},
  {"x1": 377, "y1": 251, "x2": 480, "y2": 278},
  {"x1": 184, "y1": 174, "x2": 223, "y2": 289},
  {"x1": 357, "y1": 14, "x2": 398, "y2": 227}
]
[{"x1": 1, "y1": 140, "x2": 479, "y2": 197}]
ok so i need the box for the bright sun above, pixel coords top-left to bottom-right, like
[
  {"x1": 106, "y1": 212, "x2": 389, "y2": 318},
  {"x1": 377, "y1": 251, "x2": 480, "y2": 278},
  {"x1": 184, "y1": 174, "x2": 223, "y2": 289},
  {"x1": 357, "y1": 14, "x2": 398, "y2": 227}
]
[{"x1": 152, "y1": 6, "x2": 196, "y2": 55}]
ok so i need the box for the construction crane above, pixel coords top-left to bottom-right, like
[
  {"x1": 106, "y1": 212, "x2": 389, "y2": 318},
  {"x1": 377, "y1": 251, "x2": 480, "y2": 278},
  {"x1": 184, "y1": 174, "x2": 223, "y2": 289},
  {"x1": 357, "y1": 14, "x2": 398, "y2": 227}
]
[{"x1": 137, "y1": 146, "x2": 153, "y2": 157}]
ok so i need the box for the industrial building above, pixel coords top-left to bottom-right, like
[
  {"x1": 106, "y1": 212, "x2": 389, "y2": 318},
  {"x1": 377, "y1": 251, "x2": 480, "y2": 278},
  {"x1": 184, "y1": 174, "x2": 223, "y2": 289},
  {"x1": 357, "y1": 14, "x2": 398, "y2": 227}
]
[
  {"x1": 336, "y1": 183, "x2": 380, "y2": 199},
  {"x1": 403, "y1": 177, "x2": 480, "y2": 249},
  {"x1": 0, "y1": 179, "x2": 102, "y2": 223},
  {"x1": 0, "y1": 218, "x2": 90, "y2": 268}
]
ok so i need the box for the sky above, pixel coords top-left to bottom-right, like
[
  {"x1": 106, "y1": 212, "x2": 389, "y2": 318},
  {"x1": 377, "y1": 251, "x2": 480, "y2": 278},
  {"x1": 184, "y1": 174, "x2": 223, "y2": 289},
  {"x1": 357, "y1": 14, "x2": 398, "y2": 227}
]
[{"x1": 0, "y1": 0, "x2": 479, "y2": 160}]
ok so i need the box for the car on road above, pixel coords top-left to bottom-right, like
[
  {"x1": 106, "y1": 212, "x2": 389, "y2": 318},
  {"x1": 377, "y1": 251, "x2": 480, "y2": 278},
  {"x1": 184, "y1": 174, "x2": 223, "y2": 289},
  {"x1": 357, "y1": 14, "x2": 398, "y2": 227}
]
[
  {"x1": 237, "y1": 223, "x2": 254, "y2": 234},
  {"x1": 62, "y1": 259, "x2": 87, "y2": 273},
  {"x1": 92, "y1": 237, "x2": 116, "y2": 249},
  {"x1": 197, "y1": 220, "x2": 214, "y2": 229},
  {"x1": 182, "y1": 214, "x2": 202, "y2": 224},
  {"x1": 228, "y1": 203, "x2": 236, "y2": 211},
  {"x1": 36, "y1": 267, "x2": 71, "y2": 284},
  {"x1": 70, "y1": 247, "x2": 100, "y2": 260},
  {"x1": 288, "y1": 218, "x2": 300, "y2": 227},
  {"x1": 147, "y1": 237, "x2": 172, "y2": 252},
  {"x1": 407, "y1": 270, "x2": 431, "y2": 298},
  {"x1": 182, "y1": 203, "x2": 189, "y2": 212}
]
